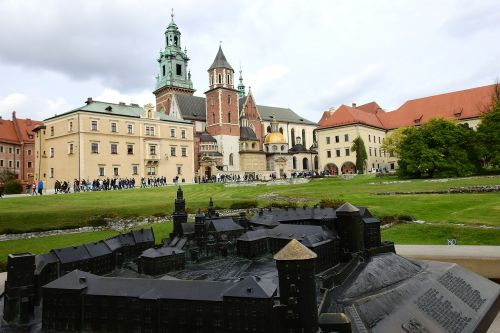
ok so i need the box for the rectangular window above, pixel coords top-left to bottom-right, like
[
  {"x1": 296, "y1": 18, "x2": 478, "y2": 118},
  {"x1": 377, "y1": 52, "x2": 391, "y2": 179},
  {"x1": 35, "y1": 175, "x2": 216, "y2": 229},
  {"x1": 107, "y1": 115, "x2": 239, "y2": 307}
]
[
  {"x1": 0, "y1": 146, "x2": 3, "y2": 153},
  {"x1": 227, "y1": 95, "x2": 231, "y2": 105},
  {"x1": 149, "y1": 145, "x2": 156, "y2": 155},
  {"x1": 127, "y1": 144, "x2": 134, "y2": 155},
  {"x1": 91, "y1": 143, "x2": 99, "y2": 154},
  {"x1": 176, "y1": 64, "x2": 182, "y2": 76},
  {"x1": 113, "y1": 167, "x2": 119, "y2": 176},
  {"x1": 336, "y1": 149, "x2": 340, "y2": 157},
  {"x1": 326, "y1": 137, "x2": 330, "y2": 144},
  {"x1": 111, "y1": 143, "x2": 118, "y2": 154},
  {"x1": 68, "y1": 121, "x2": 73, "y2": 132},
  {"x1": 99, "y1": 167, "x2": 105, "y2": 176},
  {"x1": 374, "y1": 149, "x2": 377, "y2": 157},
  {"x1": 170, "y1": 128, "x2": 175, "y2": 138},
  {"x1": 132, "y1": 165, "x2": 138, "y2": 175},
  {"x1": 127, "y1": 124, "x2": 133, "y2": 134},
  {"x1": 345, "y1": 148, "x2": 350, "y2": 156},
  {"x1": 91, "y1": 120, "x2": 98, "y2": 131},
  {"x1": 50, "y1": 147, "x2": 54, "y2": 158},
  {"x1": 181, "y1": 129, "x2": 186, "y2": 139},
  {"x1": 0, "y1": 160, "x2": 3, "y2": 167},
  {"x1": 147, "y1": 166, "x2": 156, "y2": 176},
  {"x1": 369, "y1": 148, "x2": 372, "y2": 156},
  {"x1": 335, "y1": 136, "x2": 339, "y2": 143},
  {"x1": 181, "y1": 147, "x2": 187, "y2": 157},
  {"x1": 27, "y1": 161, "x2": 32, "y2": 168},
  {"x1": 111, "y1": 122, "x2": 117, "y2": 133},
  {"x1": 177, "y1": 166, "x2": 182, "y2": 175},
  {"x1": 16, "y1": 148, "x2": 20, "y2": 155},
  {"x1": 16, "y1": 161, "x2": 20, "y2": 168},
  {"x1": 327, "y1": 150, "x2": 331, "y2": 158},
  {"x1": 50, "y1": 168, "x2": 54, "y2": 178},
  {"x1": 344, "y1": 134, "x2": 349, "y2": 142},
  {"x1": 368, "y1": 135, "x2": 371, "y2": 142},
  {"x1": 378, "y1": 137, "x2": 381, "y2": 144},
  {"x1": 145, "y1": 126, "x2": 150, "y2": 136},
  {"x1": 68, "y1": 143, "x2": 74, "y2": 154},
  {"x1": 8, "y1": 161, "x2": 13, "y2": 168},
  {"x1": 8, "y1": 147, "x2": 12, "y2": 154},
  {"x1": 27, "y1": 149, "x2": 32, "y2": 156},
  {"x1": 50, "y1": 126, "x2": 54, "y2": 136},
  {"x1": 170, "y1": 147, "x2": 176, "y2": 156}
]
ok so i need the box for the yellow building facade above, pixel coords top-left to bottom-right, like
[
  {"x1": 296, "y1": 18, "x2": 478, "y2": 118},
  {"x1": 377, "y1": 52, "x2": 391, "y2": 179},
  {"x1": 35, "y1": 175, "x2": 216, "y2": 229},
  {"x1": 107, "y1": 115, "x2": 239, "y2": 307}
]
[{"x1": 34, "y1": 100, "x2": 195, "y2": 189}]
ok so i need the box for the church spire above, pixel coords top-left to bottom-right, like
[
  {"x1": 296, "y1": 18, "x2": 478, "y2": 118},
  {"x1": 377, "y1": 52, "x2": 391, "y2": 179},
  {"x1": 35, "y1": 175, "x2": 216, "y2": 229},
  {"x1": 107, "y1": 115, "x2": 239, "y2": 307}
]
[{"x1": 238, "y1": 67, "x2": 246, "y2": 98}]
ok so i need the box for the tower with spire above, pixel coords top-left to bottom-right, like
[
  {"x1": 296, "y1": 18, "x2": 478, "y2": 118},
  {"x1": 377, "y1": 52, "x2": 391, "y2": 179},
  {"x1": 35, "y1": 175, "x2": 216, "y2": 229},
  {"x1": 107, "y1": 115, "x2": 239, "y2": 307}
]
[
  {"x1": 205, "y1": 45, "x2": 241, "y2": 171},
  {"x1": 153, "y1": 10, "x2": 195, "y2": 114},
  {"x1": 237, "y1": 68, "x2": 246, "y2": 98}
]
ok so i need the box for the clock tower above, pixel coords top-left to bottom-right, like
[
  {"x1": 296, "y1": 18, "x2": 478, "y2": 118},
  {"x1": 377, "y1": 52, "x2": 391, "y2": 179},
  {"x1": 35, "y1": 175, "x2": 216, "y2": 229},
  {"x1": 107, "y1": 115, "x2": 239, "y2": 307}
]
[{"x1": 153, "y1": 11, "x2": 195, "y2": 115}]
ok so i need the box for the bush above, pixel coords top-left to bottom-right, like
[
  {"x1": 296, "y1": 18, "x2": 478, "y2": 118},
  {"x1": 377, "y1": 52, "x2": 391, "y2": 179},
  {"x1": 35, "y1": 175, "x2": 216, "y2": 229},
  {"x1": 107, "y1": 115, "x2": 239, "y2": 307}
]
[
  {"x1": 4, "y1": 179, "x2": 23, "y2": 194},
  {"x1": 318, "y1": 198, "x2": 345, "y2": 208},
  {"x1": 380, "y1": 214, "x2": 414, "y2": 225},
  {"x1": 229, "y1": 200, "x2": 258, "y2": 209},
  {"x1": 264, "y1": 201, "x2": 298, "y2": 209}
]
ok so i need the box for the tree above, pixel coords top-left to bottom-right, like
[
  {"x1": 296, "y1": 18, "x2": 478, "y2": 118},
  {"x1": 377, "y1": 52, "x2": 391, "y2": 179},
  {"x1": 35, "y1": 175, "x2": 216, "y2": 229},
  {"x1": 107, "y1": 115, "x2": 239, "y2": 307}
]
[
  {"x1": 382, "y1": 127, "x2": 407, "y2": 157},
  {"x1": 351, "y1": 136, "x2": 367, "y2": 174},
  {"x1": 476, "y1": 84, "x2": 500, "y2": 168},
  {"x1": 397, "y1": 119, "x2": 477, "y2": 178}
]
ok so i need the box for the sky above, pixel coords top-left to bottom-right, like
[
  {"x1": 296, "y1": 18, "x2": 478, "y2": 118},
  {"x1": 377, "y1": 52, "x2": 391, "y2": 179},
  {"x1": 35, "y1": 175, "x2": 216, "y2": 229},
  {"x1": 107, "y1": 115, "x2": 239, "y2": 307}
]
[{"x1": 1, "y1": 0, "x2": 499, "y2": 123}]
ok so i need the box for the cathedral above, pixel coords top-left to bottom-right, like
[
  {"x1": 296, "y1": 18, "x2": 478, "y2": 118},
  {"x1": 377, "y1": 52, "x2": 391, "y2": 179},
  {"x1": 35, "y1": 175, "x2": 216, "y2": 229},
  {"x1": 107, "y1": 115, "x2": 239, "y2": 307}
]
[{"x1": 153, "y1": 13, "x2": 318, "y2": 180}]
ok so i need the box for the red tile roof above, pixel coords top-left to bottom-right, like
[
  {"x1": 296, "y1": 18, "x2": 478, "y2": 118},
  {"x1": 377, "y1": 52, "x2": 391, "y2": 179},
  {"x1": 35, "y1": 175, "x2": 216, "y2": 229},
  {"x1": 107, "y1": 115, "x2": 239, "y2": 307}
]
[
  {"x1": 14, "y1": 118, "x2": 42, "y2": 143},
  {"x1": 0, "y1": 114, "x2": 42, "y2": 144},
  {"x1": 318, "y1": 84, "x2": 496, "y2": 130},
  {"x1": 0, "y1": 119, "x2": 19, "y2": 144}
]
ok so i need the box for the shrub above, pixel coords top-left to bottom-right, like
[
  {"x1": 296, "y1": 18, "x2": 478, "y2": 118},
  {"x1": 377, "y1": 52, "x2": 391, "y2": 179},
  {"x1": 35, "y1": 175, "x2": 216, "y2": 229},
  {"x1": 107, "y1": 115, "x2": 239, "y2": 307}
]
[
  {"x1": 4, "y1": 179, "x2": 23, "y2": 194},
  {"x1": 264, "y1": 201, "x2": 298, "y2": 209},
  {"x1": 229, "y1": 200, "x2": 258, "y2": 209},
  {"x1": 318, "y1": 198, "x2": 345, "y2": 208}
]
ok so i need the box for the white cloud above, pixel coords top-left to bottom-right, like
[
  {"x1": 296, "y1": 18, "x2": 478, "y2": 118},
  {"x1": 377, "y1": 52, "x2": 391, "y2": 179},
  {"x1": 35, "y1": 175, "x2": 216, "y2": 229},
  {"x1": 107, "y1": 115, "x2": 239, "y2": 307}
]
[
  {"x1": 0, "y1": 93, "x2": 72, "y2": 120},
  {"x1": 95, "y1": 88, "x2": 155, "y2": 108}
]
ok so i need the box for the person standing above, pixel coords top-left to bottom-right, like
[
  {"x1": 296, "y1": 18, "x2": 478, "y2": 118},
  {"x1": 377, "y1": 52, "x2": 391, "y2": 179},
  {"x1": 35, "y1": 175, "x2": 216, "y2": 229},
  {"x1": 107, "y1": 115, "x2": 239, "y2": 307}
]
[
  {"x1": 32, "y1": 181, "x2": 37, "y2": 195},
  {"x1": 37, "y1": 179, "x2": 44, "y2": 195}
]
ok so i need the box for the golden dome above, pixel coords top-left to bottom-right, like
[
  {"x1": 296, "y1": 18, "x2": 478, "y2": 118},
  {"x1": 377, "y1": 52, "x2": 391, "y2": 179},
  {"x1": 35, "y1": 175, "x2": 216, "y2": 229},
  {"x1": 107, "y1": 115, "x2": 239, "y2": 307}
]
[{"x1": 264, "y1": 132, "x2": 287, "y2": 144}]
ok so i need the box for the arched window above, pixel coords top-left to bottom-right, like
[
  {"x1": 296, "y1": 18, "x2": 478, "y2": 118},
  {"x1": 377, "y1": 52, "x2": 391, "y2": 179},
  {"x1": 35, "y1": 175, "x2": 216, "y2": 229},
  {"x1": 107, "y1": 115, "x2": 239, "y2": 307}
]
[
  {"x1": 293, "y1": 157, "x2": 297, "y2": 169},
  {"x1": 218, "y1": 74, "x2": 222, "y2": 84},
  {"x1": 212, "y1": 113, "x2": 216, "y2": 123},
  {"x1": 210, "y1": 75, "x2": 213, "y2": 86},
  {"x1": 267, "y1": 126, "x2": 271, "y2": 133},
  {"x1": 281, "y1": 145, "x2": 285, "y2": 151},
  {"x1": 302, "y1": 129, "x2": 306, "y2": 147},
  {"x1": 227, "y1": 95, "x2": 231, "y2": 105},
  {"x1": 279, "y1": 127, "x2": 283, "y2": 134},
  {"x1": 291, "y1": 129, "x2": 295, "y2": 146},
  {"x1": 303, "y1": 158, "x2": 309, "y2": 170},
  {"x1": 229, "y1": 153, "x2": 234, "y2": 166},
  {"x1": 226, "y1": 74, "x2": 230, "y2": 84},
  {"x1": 252, "y1": 143, "x2": 256, "y2": 149}
]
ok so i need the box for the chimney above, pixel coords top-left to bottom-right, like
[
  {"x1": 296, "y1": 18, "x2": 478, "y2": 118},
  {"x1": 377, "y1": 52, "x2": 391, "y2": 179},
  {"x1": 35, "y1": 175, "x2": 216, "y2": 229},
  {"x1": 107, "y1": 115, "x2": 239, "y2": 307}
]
[
  {"x1": 86, "y1": 97, "x2": 93, "y2": 104},
  {"x1": 352, "y1": 103, "x2": 357, "y2": 108}
]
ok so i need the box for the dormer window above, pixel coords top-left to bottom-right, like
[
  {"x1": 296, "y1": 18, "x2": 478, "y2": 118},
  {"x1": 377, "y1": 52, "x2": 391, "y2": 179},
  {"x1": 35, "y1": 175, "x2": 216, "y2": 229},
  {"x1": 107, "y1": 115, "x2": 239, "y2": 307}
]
[{"x1": 454, "y1": 111, "x2": 462, "y2": 118}]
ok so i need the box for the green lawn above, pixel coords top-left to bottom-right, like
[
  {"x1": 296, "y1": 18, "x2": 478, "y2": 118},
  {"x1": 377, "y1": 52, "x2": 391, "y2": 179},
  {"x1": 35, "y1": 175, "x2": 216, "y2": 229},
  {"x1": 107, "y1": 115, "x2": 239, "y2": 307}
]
[{"x1": 0, "y1": 175, "x2": 499, "y2": 271}]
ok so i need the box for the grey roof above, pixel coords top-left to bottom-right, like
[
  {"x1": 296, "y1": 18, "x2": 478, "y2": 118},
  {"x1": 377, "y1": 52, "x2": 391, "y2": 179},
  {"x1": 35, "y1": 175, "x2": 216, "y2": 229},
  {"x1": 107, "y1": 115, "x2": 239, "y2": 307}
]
[
  {"x1": 337, "y1": 202, "x2": 360, "y2": 213},
  {"x1": 84, "y1": 241, "x2": 112, "y2": 257},
  {"x1": 223, "y1": 276, "x2": 276, "y2": 299},
  {"x1": 141, "y1": 246, "x2": 184, "y2": 258},
  {"x1": 267, "y1": 224, "x2": 336, "y2": 243},
  {"x1": 240, "y1": 127, "x2": 258, "y2": 140},
  {"x1": 209, "y1": 218, "x2": 244, "y2": 232},
  {"x1": 131, "y1": 228, "x2": 155, "y2": 244},
  {"x1": 288, "y1": 143, "x2": 310, "y2": 153},
  {"x1": 199, "y1": 132, "x2": 217, "y2": 142},
  {"x1": 181, "y1": 223, "x2": 195, "y2": 235},
  {"x1": 238, "y1": 96, "x2": 248, "y2": 114},
  {"x1": 238, "y1": 229, "x2": 269, "y2": 241},
  {"x1": 103, "y1": 237, "x2": 124, "y2": 251},
  {"x1": 35, "y1": 252, "x2": 59, "y2": 274},
  {"x1": 175, "y1": 94, "x2": 206, "y2": 120},
  {"x1": 208, "y1": 46, "x2": 233, "y2": 71},
  {"x1": 257, "y1": 105, "x2": 317, "y2": 125},
  {"x1": 45, "y1": 101, "x2": 191, "y2": 124},
  {"x1": 363, "y1": 217, "x2": 380, "y2": 224},
  {"x1": 52, "y1": 245, "x2": 92, "y2": 264},
  {"x1": 44, "y1": 270, "x2": 97, "y2": 290},
  {"x1": 249, "y1": 207, "x2": 336, "y2": 226}
]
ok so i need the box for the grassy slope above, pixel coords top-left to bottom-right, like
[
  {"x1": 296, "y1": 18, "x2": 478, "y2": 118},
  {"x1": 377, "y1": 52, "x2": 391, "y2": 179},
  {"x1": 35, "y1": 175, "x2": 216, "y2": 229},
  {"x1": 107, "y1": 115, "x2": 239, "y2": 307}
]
[{"x1": 0, "y1": 175, "x2": 499, "y2": 270}]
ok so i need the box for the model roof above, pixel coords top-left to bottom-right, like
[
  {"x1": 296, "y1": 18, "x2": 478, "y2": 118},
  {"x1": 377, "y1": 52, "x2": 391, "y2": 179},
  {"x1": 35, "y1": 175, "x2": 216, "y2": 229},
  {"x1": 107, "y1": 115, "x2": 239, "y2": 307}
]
[
  {"x1": 336, "y1": 202, "x2": 360, "y2": 213},
  {"x1": 208, "y1": 218, "x2": 244, "y2": 232},
  {"x1": 141, "y1": 246, "x2": 184, "y2": 258},
  {"x1": 274, "y1": 239, "x2": 318, "y2": 261},
  {"x1": 224, "y1": 276, "x2": 276, "y2": 299}
]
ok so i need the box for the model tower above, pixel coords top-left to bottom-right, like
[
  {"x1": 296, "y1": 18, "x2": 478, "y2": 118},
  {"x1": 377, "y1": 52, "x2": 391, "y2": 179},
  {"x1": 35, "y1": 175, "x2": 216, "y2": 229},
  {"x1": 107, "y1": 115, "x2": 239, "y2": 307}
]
[
  {"x1": 171, "y1": 187, "x2": 188, "y2": 238},
  {"x1": 274, "y1": 239, "x2": 319, "y2": 332}
]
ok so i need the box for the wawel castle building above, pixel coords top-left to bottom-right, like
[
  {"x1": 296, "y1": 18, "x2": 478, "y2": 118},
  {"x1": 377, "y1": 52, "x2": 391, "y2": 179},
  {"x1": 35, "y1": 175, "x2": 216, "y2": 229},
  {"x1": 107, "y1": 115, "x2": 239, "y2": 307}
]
[
  {"x1": 34, "y1": 14, "x2": 318, "y2": 188},
  {"x1": 316, "y1": 84, "x2": 496, "y2": 175}
]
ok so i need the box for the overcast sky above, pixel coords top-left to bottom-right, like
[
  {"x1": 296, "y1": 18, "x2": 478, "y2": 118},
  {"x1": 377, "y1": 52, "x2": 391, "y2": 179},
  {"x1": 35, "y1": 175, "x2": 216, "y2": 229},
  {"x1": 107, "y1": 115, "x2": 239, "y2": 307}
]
[{"x1": 1, "y1": 0, "x2": 499, "y2": 123}]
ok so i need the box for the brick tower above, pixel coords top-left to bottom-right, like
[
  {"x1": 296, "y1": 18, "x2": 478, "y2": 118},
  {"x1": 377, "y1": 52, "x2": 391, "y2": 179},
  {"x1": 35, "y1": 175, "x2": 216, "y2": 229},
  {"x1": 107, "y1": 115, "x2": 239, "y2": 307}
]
[
  {"x1": 153, "y1": 10, "x2": 195, "y2": 115},
  {"x1": 205, "y1": 45, "x2": 240, "y2": 171}
]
